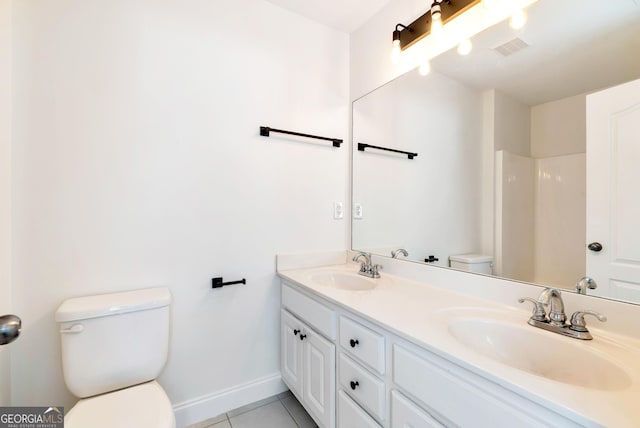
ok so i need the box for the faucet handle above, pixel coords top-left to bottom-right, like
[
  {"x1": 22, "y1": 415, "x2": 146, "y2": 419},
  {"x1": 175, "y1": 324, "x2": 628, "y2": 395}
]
[
  {"x1": 371, "y1": 264, "x2": 383, "y2": 278},
  {"x1": 518, "y1": 297, "x2": 547, "y2": 322},
  {"x1": 569, "y1": 310, "x2": 607, "y2": 332}
]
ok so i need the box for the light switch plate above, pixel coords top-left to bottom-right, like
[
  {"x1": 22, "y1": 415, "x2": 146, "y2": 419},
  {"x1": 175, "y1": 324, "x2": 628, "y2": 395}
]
[
  {"x1": 353, "y1": 203, "x2": 363, "y2": 219},
  {"x1": 334, "y1": 201, "x2": 344, "y2": 219}
]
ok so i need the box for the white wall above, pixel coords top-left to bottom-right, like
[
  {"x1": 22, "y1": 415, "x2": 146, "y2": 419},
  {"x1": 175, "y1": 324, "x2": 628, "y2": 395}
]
[
  {"x1": 493, "y1": 90, "x2": 531, "y2": 157},
  {"x1": 0, "y1": 0, "x2": 12, "y2": 406},
  {"x1": 531, "y1": 93, "x2": 586, "y2": 157},
  {"x1": 10, "y1": 0, "x2": 348, "y2": 421}
]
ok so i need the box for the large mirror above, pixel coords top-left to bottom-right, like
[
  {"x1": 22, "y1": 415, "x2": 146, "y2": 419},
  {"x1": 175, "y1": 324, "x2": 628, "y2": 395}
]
[{"x1": 352, "y1": 0, "x2": 640, "y2": 303}]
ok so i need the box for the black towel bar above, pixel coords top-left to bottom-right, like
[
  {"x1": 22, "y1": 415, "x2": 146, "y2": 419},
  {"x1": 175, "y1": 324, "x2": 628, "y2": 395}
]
[
  {"x1": 260, "y1": 126, "x2": 342, "y2": 147},
  {"x1": 357, "y1": 142, "x2": 417, "y2": 159}
]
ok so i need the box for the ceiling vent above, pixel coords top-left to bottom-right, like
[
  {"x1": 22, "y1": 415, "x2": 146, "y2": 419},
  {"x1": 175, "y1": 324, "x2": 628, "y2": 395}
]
[{"x1": 493, "y1": 38, "x2": 530, "y2": 56}]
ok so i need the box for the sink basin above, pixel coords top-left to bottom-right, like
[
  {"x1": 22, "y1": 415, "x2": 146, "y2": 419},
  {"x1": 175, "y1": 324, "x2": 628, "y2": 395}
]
[
  {"x1": 448, "y1": 317, "x2": 631, "y2": 390},
  {"x1": 310, "y1": 272, "x2": 378, "y2": 291}
]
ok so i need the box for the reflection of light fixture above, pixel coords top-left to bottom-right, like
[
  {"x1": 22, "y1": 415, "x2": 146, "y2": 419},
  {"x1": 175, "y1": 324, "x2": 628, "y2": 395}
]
[
  {"x1": 389, "y1": 0, "x2": 478, "y2": 58},
  {"x1": 418, "y1": 60, "x2": 431, "y2": 76},
  {"x1": 510, "y1": 8, "x2": 527, "y2": 29},
  {"x1": 457, "y1": 38, "x2": 473, "y2": 55}
]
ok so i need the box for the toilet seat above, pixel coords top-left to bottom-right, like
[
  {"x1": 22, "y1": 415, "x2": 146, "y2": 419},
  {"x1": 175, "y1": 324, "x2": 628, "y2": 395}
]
[{"x1": 65, "y1": 381, "x2": 175, "y2": 428}]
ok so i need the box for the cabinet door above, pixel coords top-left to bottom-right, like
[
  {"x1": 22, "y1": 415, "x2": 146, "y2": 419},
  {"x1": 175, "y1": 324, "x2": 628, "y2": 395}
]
[
  {"x1": 338, "y1": 390, "x2": 382, "y2": 428},
  {"x1": 391, "y1": 390, "x2": 443, "y2": 428},
  {"x1": 304, "y1": 327, "x2": 336, "y2": 428},
  {"x1": 281, "y1": 309, "x2": 303, "y2": 398}
]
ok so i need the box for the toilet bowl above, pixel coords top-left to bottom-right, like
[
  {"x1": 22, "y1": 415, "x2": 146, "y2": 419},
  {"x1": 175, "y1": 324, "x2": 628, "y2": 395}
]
[{"x1": 55, "y1": 287, "x2": 175, "y2": 428}]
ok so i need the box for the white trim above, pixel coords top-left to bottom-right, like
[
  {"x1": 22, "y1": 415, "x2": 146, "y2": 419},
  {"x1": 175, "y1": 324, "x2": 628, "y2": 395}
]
[{"x1": 173, "y1": 372, "x2": 288, "y2": 428}]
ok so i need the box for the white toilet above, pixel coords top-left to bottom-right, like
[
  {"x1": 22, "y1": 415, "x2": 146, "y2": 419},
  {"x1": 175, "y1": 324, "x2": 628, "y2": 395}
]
[
  {"x1": 449, "y1": 254, "x2": 493, "y2": 275},
  {"x1": 55, "y1": 287, "x2": 175, "y2": 428}
]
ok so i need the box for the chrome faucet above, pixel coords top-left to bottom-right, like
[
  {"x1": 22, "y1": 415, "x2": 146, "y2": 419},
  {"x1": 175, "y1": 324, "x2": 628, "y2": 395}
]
[
  {"x1": 576, "y1": 276, "x2": 597, "y2": 295},
  {"x1": 391, "y1": 248, "x2": 409, "y2": 259},
  {"x1": 352, "y1": 252, "x2": 382, "y2": 278},
  {"x1": 519, "y1": 288, "x2": 606, "y2": 340}
]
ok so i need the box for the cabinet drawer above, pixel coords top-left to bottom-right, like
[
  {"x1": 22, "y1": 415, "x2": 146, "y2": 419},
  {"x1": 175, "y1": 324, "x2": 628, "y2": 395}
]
[
  {"x1": 282, "y1": 283, "x2": 336, "y2": 340},
  {"x1": 339, "y1": 316, "x2": 385, "y2": 374},
  {"x1": 391, "y1": 390, "x2": 444, "y2": 428},
  {"x1": 338, "y1": 390, "x2": 382, "y2": 428},
  {"x1": 339, "y1": 353, "x2": 385, "y2": 421},
  {"x1": 393, "y1": 344, "x2": 572, "y2": 428}
]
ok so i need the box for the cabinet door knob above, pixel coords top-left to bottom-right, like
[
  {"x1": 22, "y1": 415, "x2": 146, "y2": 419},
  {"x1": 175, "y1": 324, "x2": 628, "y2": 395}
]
[
  {"x1": 350, "y1": 380, "x2": 359, "y2": 390},
  {"x1": 299, "y1": 334, "x2": 307, "y2": 341},
  {"x1": 349, "y1": 339, "x2": 359, "y2": 348},
  {"x1": 293, "y1": 329, "x2": 300, "y2": 336}
]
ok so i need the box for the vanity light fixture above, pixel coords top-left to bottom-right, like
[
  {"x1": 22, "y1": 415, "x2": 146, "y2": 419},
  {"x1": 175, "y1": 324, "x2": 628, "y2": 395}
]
[{"x1": 390, "y1": 0, "x2": 480, "y2": 58}]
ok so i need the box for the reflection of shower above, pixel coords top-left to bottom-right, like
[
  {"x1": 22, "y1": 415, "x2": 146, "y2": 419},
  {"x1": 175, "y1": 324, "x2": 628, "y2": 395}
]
[
  {"x1": 391, "y1": 248, "x2": 409, "y2": 258},
  {"x1": 495, "y1": 150, "x2": 585, "y2": 288}
]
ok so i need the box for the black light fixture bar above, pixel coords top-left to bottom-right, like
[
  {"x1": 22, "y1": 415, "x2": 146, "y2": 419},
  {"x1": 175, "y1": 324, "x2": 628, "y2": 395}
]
[
  {"x1": 358, "y1": 143, "x2": 418, "y2": 160},
  {"x1": 397, "y1": 0, "x2": 480, "y2": 50},
  {"x1": 260, "y1": 126, "x2": 342, "y2": 147}
]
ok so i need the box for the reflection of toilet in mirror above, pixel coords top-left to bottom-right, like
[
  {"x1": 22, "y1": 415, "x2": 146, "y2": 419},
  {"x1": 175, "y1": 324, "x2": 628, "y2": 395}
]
[
  {"x1": 55, "y1": 287, "x2": 175, "y2": 428},
  {"x1": 449, "y1": 254, "x2": 493, "y2": 275}
]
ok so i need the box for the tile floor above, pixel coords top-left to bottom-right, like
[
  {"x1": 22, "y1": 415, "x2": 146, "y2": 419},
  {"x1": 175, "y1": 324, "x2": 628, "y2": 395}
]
[{"x1": 188, "y1": 390, "x2": 318, "y2": 428}]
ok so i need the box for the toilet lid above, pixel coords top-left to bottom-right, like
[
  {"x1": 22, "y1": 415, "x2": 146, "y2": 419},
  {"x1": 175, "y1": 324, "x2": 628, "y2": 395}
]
[{"x1": 65, "y1": 381, "x2": 175, "y2": 428}]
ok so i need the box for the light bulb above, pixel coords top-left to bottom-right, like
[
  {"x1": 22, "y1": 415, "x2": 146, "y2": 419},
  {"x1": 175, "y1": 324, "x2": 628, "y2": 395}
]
[
  {"x1": 418, "y1": 61, "x2": 431, "y2": 76},
  {"x1": 430, "y1": 2, "x2": 443, "y2": 37},
  {"x1": 457, "y1": 39, "x2": 472, "y2": 56},
  {"x1": 431, "y1": 13, "x2": 443, "y2": 36},
  {"x1": 482, "y1": 0, "x2": 497, "y2": 9},
  {"x1": 391, "y1": 39, "x2": 401, "y2": 64},
  {"x1": 510, "y1": 9, "x2": 527, "y2": 29}
]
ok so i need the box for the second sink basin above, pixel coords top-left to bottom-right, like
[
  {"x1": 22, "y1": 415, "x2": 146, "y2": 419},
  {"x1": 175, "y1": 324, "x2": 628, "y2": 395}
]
[
  {"x1": 309, "y1": 271, "x2": 378, "y2": 291},
  {"x1": 447, "y1": 316, "x2": 631, "y2": 391}
]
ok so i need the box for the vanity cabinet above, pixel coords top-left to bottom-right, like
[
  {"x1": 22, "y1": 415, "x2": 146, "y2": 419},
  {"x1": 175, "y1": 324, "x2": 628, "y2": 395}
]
[
  {"x1": 281, "y1": 285, "x2": 336, "y2": 428},
  {"x1": 280, "y1": 280, "x2": 583, "y2": 428}
]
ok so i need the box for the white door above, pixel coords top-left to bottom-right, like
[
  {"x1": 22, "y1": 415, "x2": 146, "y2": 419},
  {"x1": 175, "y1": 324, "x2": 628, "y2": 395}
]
[
  {"x1": 281, "y1": 310, "x2": 303, "y2": 399},
  {"x1": 586, "y1": 77, "x2": 640, "y2": 302},
  {"x1": 304, "y1": 328, "x2": 335, "y2": 428}
]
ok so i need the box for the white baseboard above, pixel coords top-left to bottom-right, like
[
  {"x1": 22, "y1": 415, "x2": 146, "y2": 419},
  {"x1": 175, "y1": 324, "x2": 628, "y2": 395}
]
[{"x1": 173, "y1": 372, "x2": 288, "y2": 428}]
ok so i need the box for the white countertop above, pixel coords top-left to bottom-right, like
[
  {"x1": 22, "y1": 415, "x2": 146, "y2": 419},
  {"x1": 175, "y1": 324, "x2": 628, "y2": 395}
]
[{"x1": 278, "y1": 262, "x2": 640, "y2": 428}]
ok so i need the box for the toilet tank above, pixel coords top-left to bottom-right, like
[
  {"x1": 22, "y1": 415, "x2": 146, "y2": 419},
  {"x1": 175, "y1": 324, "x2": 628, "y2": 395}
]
[
  {"x1": 449, "y1": 254, "x2": 493, "y2": 275},
  {"x1": 55, "y1": 287, "x2": 171, "y2": 398}
]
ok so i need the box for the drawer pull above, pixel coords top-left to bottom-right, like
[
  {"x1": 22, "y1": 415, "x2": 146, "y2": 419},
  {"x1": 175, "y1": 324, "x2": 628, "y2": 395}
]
[
  {"x1": 350, "y1": 339, "x2": 359, "y2": 348},
  {"x1": 299, "y1": 333, "x2": 307, "y2": 341},
  {"x1": 350, "y1": 380, "x2": 359, "y2": 390},
  {"x1": 293, "y1": 329, "x2": 300, "y2": 336}
]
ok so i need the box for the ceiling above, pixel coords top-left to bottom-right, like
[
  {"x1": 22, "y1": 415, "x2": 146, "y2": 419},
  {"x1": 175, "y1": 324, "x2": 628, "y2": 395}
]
[
  {"x1": 264, "y1": 0, "x2": 392, "y2": 33},
  {"x1": 430, "y1": 0, "x2": 640, "y2": 105}
]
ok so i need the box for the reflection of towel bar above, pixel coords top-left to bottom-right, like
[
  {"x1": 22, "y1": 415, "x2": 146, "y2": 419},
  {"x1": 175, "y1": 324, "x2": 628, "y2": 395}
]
[
  {"x1": 357, "y1": 143, "x2": 417, "y2": 160},
  {"x1": 260, "y1": 126, "x2": 342, "y2": 147},
  {"x1": 212, "y1": 277, "x2": 246, "y2": 288}
]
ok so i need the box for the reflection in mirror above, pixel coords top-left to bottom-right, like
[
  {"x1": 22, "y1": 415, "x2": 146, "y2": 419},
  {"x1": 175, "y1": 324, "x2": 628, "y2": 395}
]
[{"x1": 352, "y1": 0, "x2": 640, "y2": 304}]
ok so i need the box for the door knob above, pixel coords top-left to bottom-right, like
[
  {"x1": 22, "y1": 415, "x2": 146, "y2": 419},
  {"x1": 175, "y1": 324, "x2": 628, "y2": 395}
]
[
  {"x1": 587, "y1": 242, "x2": 603, "y2": 252},
  {"x1": 0, "y1": 314, "x2": 22, "y2": 345}
]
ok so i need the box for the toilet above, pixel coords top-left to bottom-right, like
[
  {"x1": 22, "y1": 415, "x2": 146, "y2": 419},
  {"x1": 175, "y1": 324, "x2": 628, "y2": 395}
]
[
  {"x1": 55, "y1": 287, "x2": 175, "y2": 428},
  {"x1": 449, "y1": 254, "x2": 493, "y2": 275}
]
